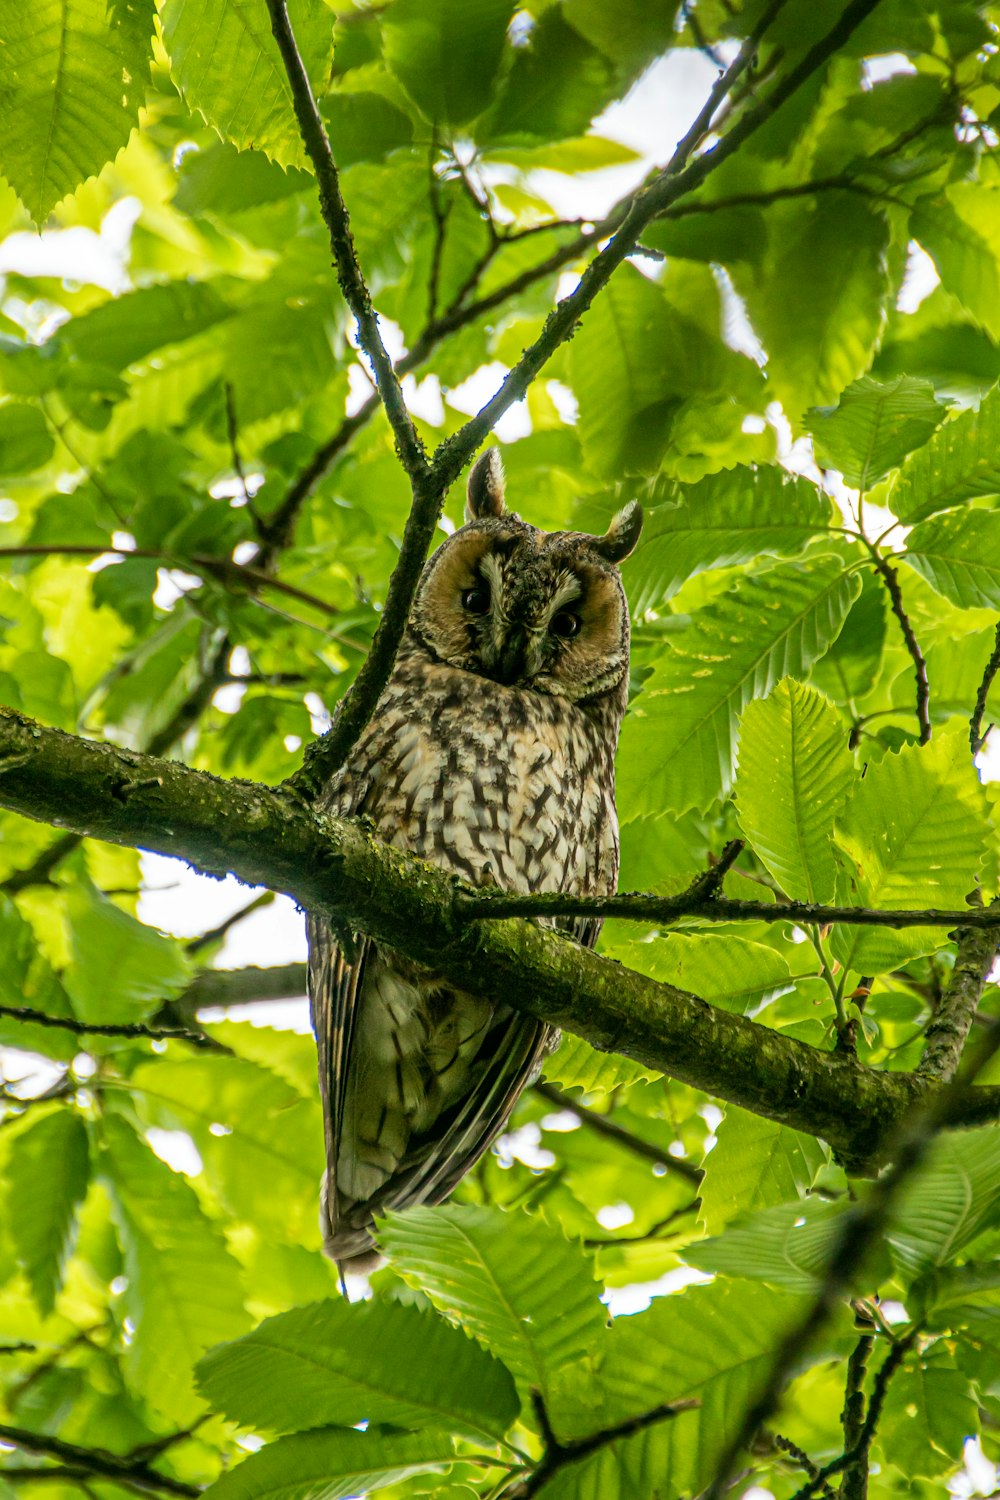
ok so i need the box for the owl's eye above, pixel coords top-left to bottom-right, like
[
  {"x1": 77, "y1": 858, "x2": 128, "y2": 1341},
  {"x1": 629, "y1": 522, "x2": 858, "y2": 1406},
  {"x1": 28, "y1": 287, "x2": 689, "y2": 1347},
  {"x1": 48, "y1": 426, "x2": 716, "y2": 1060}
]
[
  {"x1": 550, "y1": 611, "x2": 581, "y2": 639},
  {"x1": 461, "y1": 582, "x2": 491, "y2": 616}
]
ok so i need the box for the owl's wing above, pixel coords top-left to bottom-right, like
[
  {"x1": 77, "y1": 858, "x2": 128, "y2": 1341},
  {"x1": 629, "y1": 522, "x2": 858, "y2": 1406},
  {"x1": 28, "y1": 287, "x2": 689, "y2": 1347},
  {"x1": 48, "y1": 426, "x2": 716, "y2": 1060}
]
[{"x1": 307, "y1": 910, "x2": 372, "y2": 1247}]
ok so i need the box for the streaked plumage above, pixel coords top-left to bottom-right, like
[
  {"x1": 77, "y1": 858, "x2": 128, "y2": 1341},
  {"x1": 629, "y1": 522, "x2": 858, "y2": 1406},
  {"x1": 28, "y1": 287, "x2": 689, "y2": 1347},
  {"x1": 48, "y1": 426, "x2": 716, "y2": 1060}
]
[{"x1": 308, "y1": 449, "x2": 642, "y2": 1261}]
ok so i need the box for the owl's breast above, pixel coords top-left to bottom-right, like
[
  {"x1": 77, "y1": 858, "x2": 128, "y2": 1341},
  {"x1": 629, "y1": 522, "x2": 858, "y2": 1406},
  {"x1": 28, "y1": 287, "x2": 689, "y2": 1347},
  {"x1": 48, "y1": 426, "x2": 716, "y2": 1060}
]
[{"x1": 346, "y1": 658, "x2": 618, "y2": 898}]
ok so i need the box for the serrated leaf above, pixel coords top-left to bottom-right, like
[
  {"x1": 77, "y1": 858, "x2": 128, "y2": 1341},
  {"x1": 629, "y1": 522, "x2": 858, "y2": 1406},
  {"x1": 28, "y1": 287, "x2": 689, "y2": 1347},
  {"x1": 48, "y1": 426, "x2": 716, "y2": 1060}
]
[
  {"x1": 130, "y1": 1056, "x2": 325, "y2": 1245},
  {"x1": 620, "y1": 557, "x2": 860, "y2": 818},
  {"x1": 7, "y1": 1110, "x2": 89, "y2": 1315},
  {"x1": 56, "y1": 282, "x2": 233, "y2": 373},
  {"x1": 197, "y1": 1297, "x2": 517, "y2": 1442},
  {"x1": 377, "y1": 1204, "x2": 606, "y2": 1405},
  {"x1": 611, "y1": 932, "x2": 794, "y2": 1014},
  {"x1": 736, "y1": 679, "x2": 855, "y2": 902},
  {"x1": 913, "y1": 186, "x2": 1000, "y2": 341},
  {"x1": 904, "y1": 508, "x2": 1000, "y2": 610},
  {"x1": 687, "y1": 1198, "x2": 845, "y2": 1292},
  {"x1": 880, "y1": 1350, "x2": 979, "y2": 1478},
  {"x1": 383, "y1": 0, "x2": 512, "y2": 128},
  {"x1": 0, "y1": 894, "x2": 77, "y2": 1061},
  {"x1": 888, "y1": 1128, "x2": 1000, "y2": 1280},
  {"x1": 832, "y1": 731, "x2": 988, "y2": 974},
  {"x1": 547, "y1": 1281, "x2": 816, "y2": 1498},
  {"x1": 0, "y1": 0, "x2": 155, "y2": 221},
  {"x1": 735, "y1": 194, "x2": 890, "y2": 418},
  {"x1": 626, "y1": 468, "x2": 835, "y2": 614},
  {"x1": 201, "y1": 1428, "x2": 456, "y2": 1500},
  {"x1": 99, "y1": 1114, "x2": 250, "y2": 1422},
  {"x1": 889, "y1": 383, "x2": 1000, "y2": 524},
  {"x1": 62, "y1": 884, "x2": 192, "y2": 1024},
  {"x1": 482, "y1": 7, "x2": 614, "y2": 142},
  {"x1": 806, "y1": 374, "x2": 946, "y2": 489},
  {"x1": 699, "y1": 1108, "x2": 827, "y2": 1236},
  {"x1": 161, "y1": 0, "x2": 333, "y2": 170},
  {"x1": 544, "y1": 1034, "x2": 660, "y2": 1094}
]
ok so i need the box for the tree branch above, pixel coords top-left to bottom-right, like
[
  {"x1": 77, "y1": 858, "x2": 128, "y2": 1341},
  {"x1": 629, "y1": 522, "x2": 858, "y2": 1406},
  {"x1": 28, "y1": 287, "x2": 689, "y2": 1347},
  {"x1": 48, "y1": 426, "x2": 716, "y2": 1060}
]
[
  {"x1": 970, "y1": 621, "x2": 1000, "y2": 754},
  {"x1": 917, "y1": 914, "x2": 1000, "y2": 1080},
  {"x1": 0, "y1": 1424, "x2": 198, "y2": 1500},
  {"x1": 3, "y1": 706, "x2": 1000, "y2": 1168},
  {"x1": 502, "y1": 1390, "x2": 699, "y2": 1498},
  {"x1": 867, "y1": 550, "x2": 931, "y2": 745},
  {"x1": 171, "y1": 962, "x2": 307, "y2": 1017},
  {"x1": 0, "y1": 1003, "x2": 221, "y2": 1051},
  {"x1": 532, "y1": 1079, "x2": 703, "y2": 1184},
  {"x1": 839, "y1": 1333, "x2": 875, "y2": 1500}
]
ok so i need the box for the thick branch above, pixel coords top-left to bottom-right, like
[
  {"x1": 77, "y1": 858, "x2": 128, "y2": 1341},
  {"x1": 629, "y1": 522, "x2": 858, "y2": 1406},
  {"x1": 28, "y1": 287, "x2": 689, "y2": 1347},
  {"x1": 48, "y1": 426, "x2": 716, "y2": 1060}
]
[
  {"x1": 917, "y1": 917, "x2": 1000, "y2": 1080},
  {"x1": 2, "y1": 707, "x2": 998, "y2": 1168},
  {"x1": 172, "y1": 962, "x2": 307, "y2": 1015}
]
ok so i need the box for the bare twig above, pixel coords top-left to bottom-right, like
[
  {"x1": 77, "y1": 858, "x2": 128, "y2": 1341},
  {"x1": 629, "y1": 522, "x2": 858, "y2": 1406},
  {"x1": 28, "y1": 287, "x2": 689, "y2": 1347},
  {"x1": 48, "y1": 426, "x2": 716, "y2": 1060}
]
[
  {"x1": 839, "y1": 1333, "x2": 875, "y2": 1500},
  {"x1": 773, "y1": 1434, "x2": 836, "y2": 1499},
  {"x1": 186, "y1": 891, "x2": 274, "y2": 954},
  {"x1": 0, "y1": 1003, "x2": 221, "y2": 1051},
  {"x1": 867, "y1": 549, "x2": 931, "y2": 744},
  {"x1": 971, "y1": 621, "x2": 1000, "y2": 754},
  {"x1": 501, "y1": 1390, "x2": 699, "y2": 1498},
  {"x1": 533, "y1": 1079, "x2": 703, "y2": 1184},
  {"x1": 0, "y1": 1424, "x2": 198, "y2": 1500}
]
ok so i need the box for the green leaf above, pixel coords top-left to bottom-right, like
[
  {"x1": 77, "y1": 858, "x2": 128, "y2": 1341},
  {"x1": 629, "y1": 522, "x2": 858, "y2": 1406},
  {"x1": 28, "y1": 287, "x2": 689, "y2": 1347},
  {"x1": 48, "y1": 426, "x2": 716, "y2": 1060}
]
[
  {"x1": 322, "y1": 92, "x2": 414, "y2": 167},
  {"x1": 197, "y1": 1297, "x2": 518, "y2": 1441},
  {"x1": 201, "y1": 1428, "x2": 456, "y2": 1500},
  {"x1": 620, "y1": 557, "x2": 860, "y2": 817},
  {"x1": 611, "y1": 932, "x2": 794, "y2": 1014},
  {"x1": 805, "y1": 375, "x2": 946, "y2": 489},
  {"x1": 699, "y1": 1108, "x2": 827, "y2": 1236},
  {"x1": 831, "y1": 731, "x2": 988, "y2": 974},
  {"x1": 378, "y1": 1204, "x2": 606, "y2": 1404},
  {"x1": 57, "y1": 282, "x2": 233, "y2": 373},
  {"x1": 736, "y1": 679, "x2": 855, "y2": 902},
  {"x1": 161, "y1": 0, "x2": 334, "y2": 170},
  {"x1": 549, "y1": 1281, "x2": 817, "y2": 1497},
  {"x1": 544, "y1": 1034, "x2": 660, "y2": 1094},
  {"x1": 482, "y1": 7, "x2": 614, "y2": 142},
  {"x1": 686, "y1": 1198, "x2": 846, "y2": 1293},
  {"x1": 913, "y1": 186, "x2": 1000, "y2": 341},
  {"x1": 62, "y1": 884, "x2": 192, "y2": 1024},
  {"x1": 887, "y1": 1128, "x2": 1000, "y2": 1280},
  {"x1": 0, "y1": 0, "x2": 155, "y2": 221},
  {"x1": 904, "y1": 508, "x2": 1000, "y2": 610},
  {"x1": 0, "y1": 894, "x2": 78, "y2": 1060},
  {"x1": 383, "y1": 0, "x2": 512, "y2": 128},
  {"x1": 7, "y1": 1110, "x2": 89, "y2": 1315},
  {"x1": 626, "y1": 469, "x2": 835, "y2": 614},
  {"x1": 99, "y1": 1114, "x2": 250, "y2": 1422},
  {"x1": 807, "y1": 570, "x2": 887, "y2": 704},
  {"x1": 735, "y1": 194, "x2": 890, "y2": 418},
  {"x1": 130, "y1": 1056, "x2": 325, "y2": 1246},
  {"x1": 879, "y1": 1349, "x2": 979, "y2": 1478},
  {"x1": 889, "y1": 383, "x2": 1000, "y2": 524},
  {"x1": 0, "y1": 402, "x2": 54, "y2": 475}
]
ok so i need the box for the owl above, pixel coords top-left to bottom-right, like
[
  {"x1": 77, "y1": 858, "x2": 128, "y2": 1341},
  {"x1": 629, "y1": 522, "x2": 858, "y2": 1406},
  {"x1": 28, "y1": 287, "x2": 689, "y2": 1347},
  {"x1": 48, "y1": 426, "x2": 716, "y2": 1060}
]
[{"x1": 308, "y1": 449, "x2": 642, "y2": 1263}]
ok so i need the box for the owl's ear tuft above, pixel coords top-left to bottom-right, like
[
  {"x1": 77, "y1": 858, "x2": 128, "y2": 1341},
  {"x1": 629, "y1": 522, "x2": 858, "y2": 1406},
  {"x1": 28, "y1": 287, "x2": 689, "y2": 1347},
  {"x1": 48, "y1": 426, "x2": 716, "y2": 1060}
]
[
  {"x1": 592, "y1": 499, "x2": 643, "y2": 564},
  {"x1": 466, "y1": 448, "x2": 507, "y2": 521}
]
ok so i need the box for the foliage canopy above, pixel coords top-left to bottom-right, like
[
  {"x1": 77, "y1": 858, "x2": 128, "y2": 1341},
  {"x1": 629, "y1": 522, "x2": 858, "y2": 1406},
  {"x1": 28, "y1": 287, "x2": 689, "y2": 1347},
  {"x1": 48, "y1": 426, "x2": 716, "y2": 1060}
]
[{"x1": 3, "y1": 1, "x2": 1000, "y2": 1497}]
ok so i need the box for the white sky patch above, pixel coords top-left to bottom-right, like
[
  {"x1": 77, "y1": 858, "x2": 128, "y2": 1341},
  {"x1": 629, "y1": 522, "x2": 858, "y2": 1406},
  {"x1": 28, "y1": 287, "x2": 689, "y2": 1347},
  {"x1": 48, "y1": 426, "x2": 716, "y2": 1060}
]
[
  {"x1": 0, "y1": 197, "x2": 141, "y2": 293},
  {"x1": 604, "y1": 1264, "x2": 713, "y2": 1317},
  {"x1": 146, "y1": 1127, "x2": 204, "y2": 1177},
  {"x1": 950, "y1": 1437, "x2": 999, "y2": 1498},
  {"x1": 862, "y1": 53, "x2": 917, "y2": 86},
  {"x1": 596, "y1": 1202, "x2": 634, "y2": 1230},
  {"x1": 897, "y1": 240, "x2": 940, "y2": 313},
  {"x1": 138, "y1": 852, "x2": 307, "y2": 968},
  {"x1": 445, "y1": 361, "x2": 531, "y2": 442},
  {"x1": 495, "y1": 1121, "x2": 556, "y2": 1169}
]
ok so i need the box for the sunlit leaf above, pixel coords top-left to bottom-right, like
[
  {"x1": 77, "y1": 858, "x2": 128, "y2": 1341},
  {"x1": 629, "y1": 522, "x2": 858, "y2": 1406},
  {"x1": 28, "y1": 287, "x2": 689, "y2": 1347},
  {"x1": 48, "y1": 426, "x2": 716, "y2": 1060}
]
[
  {"x1": 889, "y1": 383, "x2": 1000, "y2": 524},
  {"x1": 7, "y1": 1110, "x2": 89, "y2": 1315},
  {"x1": 806, "y1": 374, "x2": 946, "y2": 489},
  {"x1": 699, "y1": 1107, "x2": 827, "y2": 1236},
  {"x1": 201, "y1": 1428, "x2": 457, "y2": 1500},
  {"x1": 904, "y1": 508, "x2": 1000, "y2": 610}
]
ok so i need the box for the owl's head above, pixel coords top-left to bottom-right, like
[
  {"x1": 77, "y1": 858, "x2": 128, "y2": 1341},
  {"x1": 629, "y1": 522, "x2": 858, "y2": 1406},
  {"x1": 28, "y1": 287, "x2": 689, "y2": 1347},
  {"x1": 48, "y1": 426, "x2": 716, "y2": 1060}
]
[{"x1": 410, "y1": 449, "x2": 642, "y2": 703}]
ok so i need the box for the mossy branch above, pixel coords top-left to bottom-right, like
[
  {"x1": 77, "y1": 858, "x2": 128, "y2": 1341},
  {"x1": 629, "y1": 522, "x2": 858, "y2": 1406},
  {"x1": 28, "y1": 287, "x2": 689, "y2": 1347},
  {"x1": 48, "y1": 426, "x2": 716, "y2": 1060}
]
[{"x1": 2, "y1": 705, "x2": 999, "y2": 1169}]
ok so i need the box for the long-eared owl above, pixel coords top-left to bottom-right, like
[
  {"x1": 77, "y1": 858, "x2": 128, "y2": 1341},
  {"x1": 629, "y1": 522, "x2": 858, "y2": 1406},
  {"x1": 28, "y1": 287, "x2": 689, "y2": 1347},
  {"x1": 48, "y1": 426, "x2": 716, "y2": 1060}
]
[{"x1": 308, "y1": 449, "x2": 642, "y2": 1262}]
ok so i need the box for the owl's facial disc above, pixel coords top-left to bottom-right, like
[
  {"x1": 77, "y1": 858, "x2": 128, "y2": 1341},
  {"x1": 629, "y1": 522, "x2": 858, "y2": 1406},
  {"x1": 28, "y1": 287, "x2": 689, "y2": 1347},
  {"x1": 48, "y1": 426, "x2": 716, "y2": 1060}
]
[{"x1": 413, "y1": 515, "x2": 636, "y2": 702}]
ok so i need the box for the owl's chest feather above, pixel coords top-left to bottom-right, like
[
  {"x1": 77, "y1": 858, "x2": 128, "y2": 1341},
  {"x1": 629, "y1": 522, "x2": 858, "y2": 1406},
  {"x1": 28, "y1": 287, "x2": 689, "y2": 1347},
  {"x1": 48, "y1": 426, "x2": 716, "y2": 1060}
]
[{"x1": 333, "y1": 655, "x2": 619, "y2": 898}]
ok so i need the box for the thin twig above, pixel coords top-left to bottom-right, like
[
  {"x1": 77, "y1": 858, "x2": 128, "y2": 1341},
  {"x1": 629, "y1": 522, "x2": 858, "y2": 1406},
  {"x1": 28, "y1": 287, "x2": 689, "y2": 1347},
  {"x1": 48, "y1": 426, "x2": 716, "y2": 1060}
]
[
  {"x1": 533, "y1": 1079, "x2": 703, "y2": 1184},
  {"x1": 970, "y1": 621, "x2": 1000, "y2": 754},
  {"x1": 866, "y1": 548, "x2": 931, "y2": 744},
  {"x1": 186, "y1": 891, "x2": 274, "y2": 954},
  {"x1": 704, "y1": 929, "x2": 1000, "y2": 1500},
  {"x1": 0, "y1": 1424, "x2": 198, "y2": 1500},
  {"x1": 839, "y1": 1333, "x2": 875, "y2": 1500},
  {"x1": 773, "y1": 1434, "x2": 836, "y2": 1499},
  {"x1": 0, "y1": 1003, "x2": 221, "y2": 1051},
  {"x1": 501, "y1": 1390, "x2": 699, "y2": 1498}
]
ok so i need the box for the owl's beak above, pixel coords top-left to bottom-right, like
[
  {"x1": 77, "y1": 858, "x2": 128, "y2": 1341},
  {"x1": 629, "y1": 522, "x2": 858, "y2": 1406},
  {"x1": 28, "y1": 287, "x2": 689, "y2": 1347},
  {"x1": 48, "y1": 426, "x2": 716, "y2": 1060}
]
[{"x1": 495, "y1": 626, "x2": 528, "y2": 686}]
